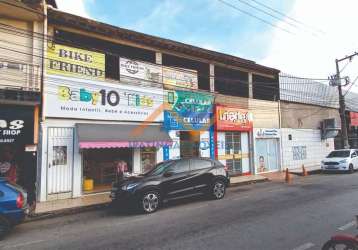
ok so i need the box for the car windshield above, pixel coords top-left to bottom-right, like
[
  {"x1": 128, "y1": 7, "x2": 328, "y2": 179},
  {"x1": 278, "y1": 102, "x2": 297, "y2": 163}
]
[
  {"x1": 142, "y1": 161, "x2": 175, "y2": 176},
  {"x1": 327, "y1": 150, "x2": 350, "y2": 158}
]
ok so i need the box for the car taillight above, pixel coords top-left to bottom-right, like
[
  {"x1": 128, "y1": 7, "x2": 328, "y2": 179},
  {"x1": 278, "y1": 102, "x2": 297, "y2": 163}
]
[{"x1": 16, "y1": 193, "x2": 24, "y2": 209}]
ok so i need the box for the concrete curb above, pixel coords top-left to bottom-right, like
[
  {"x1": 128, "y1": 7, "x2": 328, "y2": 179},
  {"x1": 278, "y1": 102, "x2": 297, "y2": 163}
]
[
  {"x1": 228, "y1": 177, "x2": 269, "y2": 187},
  {"x1": 25, "y1": 202, "x2": 111, "y2": 223},
  {"x1": 290, "y1": 169, "x2": 322, "y2": 176}
]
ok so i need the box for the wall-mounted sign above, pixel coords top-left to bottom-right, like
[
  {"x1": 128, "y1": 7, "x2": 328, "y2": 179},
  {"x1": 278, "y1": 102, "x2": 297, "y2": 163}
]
[
  {"x1": 164, "y1": 90, "x2": 213, "y2": 131},
  {"x1": 350, "y1": 112, "x2": 358, "y2": 126},
  {"x1": 163, "y1": 67, "x2": 198, "y2": 89},
  {"x1": 47, "y1": 43, "x2": 105, "y2": 80},
  {"x1": 0, "y1": 105, "x2": 34, "y2": 145},
  {"x1": 119, "y1": 57, "x2": 162, "y2": 83},
  {"x1": 216, "y1": 105, "x2": 253, "y2": 131},
  {"x1": 255, "y1": 128, "x2": 280, "y2": 138},
  {"x1": 44, "y1": 75, "x2": 164, "y2": 122}
]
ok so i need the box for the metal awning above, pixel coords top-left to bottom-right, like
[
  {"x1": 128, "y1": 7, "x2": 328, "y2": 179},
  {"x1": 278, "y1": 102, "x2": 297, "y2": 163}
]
[{"x1": 76, "y1": 123, "x2": 172, "y2": 149}]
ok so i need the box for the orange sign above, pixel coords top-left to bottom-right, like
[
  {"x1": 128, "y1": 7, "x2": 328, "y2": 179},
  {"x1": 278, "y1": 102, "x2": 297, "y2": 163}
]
[{"x1": 216, "y1": 105, "x2": 253, "y2": 131}]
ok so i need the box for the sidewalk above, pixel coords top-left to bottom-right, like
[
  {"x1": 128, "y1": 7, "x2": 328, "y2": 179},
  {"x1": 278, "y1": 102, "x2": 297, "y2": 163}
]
[
  {"x1": 229, "y1": 174, "x2": 268, "y2": 186},
  {"x1": 29, "y1": 192, "x2": 111, "y2": 221}
]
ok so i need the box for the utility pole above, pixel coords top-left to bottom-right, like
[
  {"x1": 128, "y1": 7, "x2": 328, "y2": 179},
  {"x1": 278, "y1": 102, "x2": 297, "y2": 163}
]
[{"x1": 334, "y1": 52, "x2": 358, "y2": 149}]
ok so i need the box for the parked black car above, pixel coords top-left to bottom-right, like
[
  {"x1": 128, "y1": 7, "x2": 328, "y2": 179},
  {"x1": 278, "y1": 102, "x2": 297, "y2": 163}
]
[{"x1": 110, "y1": 158, "x2": 230, "y2": 213}]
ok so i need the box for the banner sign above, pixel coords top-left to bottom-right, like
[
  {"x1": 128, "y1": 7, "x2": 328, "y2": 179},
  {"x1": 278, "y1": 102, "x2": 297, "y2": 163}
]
[
  {"x1": 255, "y1": 128, "x2": 279, "y2": 138},
  {"x1": 47, "y1": 43, "x2": 105, "y2": 80},
  {"x1": 44, "y1": 75, "x2": 164, "y2": 122},
  {"x1": 164, "y1": 90, "x2": 213, "y2": 130},
  {"x1": 350, "y1": 112, "x2": 358, "y2": 126},
  {"x1": 163, "y1": 67, "x2": 198, "y2": 89},
  {"x1": 0, "y1": 105, "x2": 34, "y2": 144},
  {"x1": 119, "y1": 57, "x2": 162, "y2": 83},
  {"x1": 216, "y1": 105, "x2": 253, "y2": 131}
]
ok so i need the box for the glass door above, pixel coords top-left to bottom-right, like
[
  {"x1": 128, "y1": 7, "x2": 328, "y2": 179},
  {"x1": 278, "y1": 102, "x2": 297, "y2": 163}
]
[{"x1": 225, "y1": 132, "x2": 242, "y2": 174}]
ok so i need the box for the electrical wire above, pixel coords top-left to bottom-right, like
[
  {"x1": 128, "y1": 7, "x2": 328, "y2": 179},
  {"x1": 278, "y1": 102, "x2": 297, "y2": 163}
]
[
  {"x1": 249, "y1": 0, "x2": 325, "y2": 35},
  {"x1": 217, "y1": 0, "x2": 294, "y2": 34}
]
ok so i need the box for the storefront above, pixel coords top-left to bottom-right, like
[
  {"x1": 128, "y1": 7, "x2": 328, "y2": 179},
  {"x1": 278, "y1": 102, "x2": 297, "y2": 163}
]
[
  {"x1": 254, "y1": 128, "x2": 281, "y2": 173},
  {"x1": 214, "y1": 105, "x2": 253, "y2": 176},
  {"x1": 163, "y1": 90, "x2": 215, "y2": 160},
  {"x1": 0, "y1": 105, "x2": 38, "y2": 199},
  {"x1": 40, "y1": 73, "x2": 170, "y2": 201}
]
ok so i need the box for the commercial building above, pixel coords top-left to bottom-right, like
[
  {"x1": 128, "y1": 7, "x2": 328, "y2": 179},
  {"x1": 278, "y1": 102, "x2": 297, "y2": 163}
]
[
  {"x1": 0, "y1": 0, "x2": 55, "y2": 206},
  {"x1": 279, "y1": 74, "x2": 342, "y2": 170}
]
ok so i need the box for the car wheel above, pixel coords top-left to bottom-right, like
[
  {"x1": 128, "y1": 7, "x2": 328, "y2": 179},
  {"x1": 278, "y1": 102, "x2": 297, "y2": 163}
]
[
  {"x1": 348, "y1": 164, "x2": 354, "y2": 174},
  {"x1": 0, "y1": 217, "x2": 10, "y2": 241},
  {"x1": 211, "y1": 180, "x2": 226, "y2": 200},
  {"x1": 141, "y1": 191, "x2": 160, "y2": 214}
]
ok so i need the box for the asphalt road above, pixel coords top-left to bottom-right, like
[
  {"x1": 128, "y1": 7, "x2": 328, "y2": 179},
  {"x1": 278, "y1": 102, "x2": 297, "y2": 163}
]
[{"x1": 1, "y1": 172, "x2": 357, "y2": 250}]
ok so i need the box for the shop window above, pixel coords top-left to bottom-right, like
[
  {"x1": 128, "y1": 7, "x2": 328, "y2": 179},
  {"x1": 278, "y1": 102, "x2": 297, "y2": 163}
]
[
  {"x1": 141, "y1": 147, "x2": 157, "y2": 173},
  {"x1": 190, "y1": 159, "x2": 212, "y2": 170},
  {"x1": 168, "y1": 159, "x2": 190, "y2": 173}
]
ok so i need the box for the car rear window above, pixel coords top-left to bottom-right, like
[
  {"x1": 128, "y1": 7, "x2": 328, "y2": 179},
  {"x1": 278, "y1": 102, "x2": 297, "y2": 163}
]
[
  {"x1": 191, "y1": 159, "x2": 212, "y2": 170},
  {"x1": 327, "y1": 150, "x2": 350, "y2": 158}
]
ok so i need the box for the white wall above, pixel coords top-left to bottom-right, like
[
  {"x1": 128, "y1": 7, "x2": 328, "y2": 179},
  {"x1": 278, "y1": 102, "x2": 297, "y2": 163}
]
[{"x1": 281, "y1": 128, "x2": 334, "y2": 170}]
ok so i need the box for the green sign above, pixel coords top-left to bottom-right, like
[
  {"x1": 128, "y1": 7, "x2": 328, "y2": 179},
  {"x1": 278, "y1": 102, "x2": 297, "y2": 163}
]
[
  {"x1": 166, "y1": 90, "x2": 214, "y2": 113},
  {"x1": 164, "y1": 90, "x2": 214, "y2": 131}
]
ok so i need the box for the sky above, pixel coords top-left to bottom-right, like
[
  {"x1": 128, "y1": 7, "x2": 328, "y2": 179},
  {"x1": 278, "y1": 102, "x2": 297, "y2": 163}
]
[{"x1": 56, "y1": 0, "x2": 358, "y2": 92}]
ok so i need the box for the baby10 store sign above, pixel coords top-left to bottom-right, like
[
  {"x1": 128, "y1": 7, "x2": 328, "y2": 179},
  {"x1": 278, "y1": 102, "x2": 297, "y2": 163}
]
[
  {"x1": 164, "y1": 90, "x2": 214, "y2": 130},
  {"x1": 44, "y1": 75, "x2": 164, "y2": 122}
]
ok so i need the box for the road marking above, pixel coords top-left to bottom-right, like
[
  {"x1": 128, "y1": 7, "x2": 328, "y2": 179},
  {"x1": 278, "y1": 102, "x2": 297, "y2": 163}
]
[
  {"x1": 338, "y1": 220, "x2": 356, "y2": 231},
  {"x1": 292, "y1": 242, "x2": 315, "y2": 250},
  {"x1": 2, "y1": 239, "x2": 46, "y2": 249}
]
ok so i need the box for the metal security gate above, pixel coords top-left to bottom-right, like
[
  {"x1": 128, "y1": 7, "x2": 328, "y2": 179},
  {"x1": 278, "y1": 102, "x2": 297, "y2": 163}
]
[{"x1": 47, "y1": 128, "x2": 74, "y2": 200}]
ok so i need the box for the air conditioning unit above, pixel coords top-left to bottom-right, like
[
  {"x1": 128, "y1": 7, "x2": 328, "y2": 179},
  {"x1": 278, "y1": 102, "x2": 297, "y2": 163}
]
[{"x1": 321, "y1": 118, "x2": 339, "y2": 139}]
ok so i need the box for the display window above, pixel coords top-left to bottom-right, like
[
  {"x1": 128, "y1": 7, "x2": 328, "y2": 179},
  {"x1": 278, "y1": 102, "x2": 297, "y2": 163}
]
[{"x1": 82, "y1": 148, "x2": 133, "y2": 193}]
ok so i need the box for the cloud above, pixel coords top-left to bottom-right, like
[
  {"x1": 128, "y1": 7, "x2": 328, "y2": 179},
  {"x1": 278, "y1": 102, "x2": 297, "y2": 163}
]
[
  {"x1": 55, "y1": 0, "x2": 91, "y2": 18},
  {"x1": 260, "y1": 0, "x2": 358, "y2": 87},
  {"x1": 129, "y1": 0, "x2": 184, "y2": 34}
]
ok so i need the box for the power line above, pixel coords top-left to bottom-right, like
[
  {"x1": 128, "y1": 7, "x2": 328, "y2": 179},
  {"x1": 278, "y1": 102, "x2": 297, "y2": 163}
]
[
  {"x1": 249, "y1": 0, "x2": 325, "y2": 34},
  {"x1": 234, "y1": 0, "x2": 319, "y2": 36},
  {"x1": 216, "y1": 0, "x2": 294, "y2": 34}
]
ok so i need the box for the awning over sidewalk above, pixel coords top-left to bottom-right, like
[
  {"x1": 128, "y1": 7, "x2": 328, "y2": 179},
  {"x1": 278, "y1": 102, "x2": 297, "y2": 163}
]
[{"x1": 76, "y1": 123, "x2": 172, "y2": 149}]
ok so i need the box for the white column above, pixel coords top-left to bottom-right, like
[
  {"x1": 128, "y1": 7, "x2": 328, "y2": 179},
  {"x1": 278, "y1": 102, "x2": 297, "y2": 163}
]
[
  {"x1": 210, "y1": 64, "x2": 215, "y2": 93},
  {"x1": 156, "y1": 148, "x2": 163, "y2": 163},
  {"x1": 38, "y1": 122, "x2": 47, "y2": 202},
  {"x1": 248, "y1": 72, "x2": 253, "y2": 99},
  {"x1": 155, "y1": 52, "x2": 162, "y2": 64},
  {"x1": 72, "y1": 129, "x2": 82, "y2": 198},
  {"x1": 133, "y1": 149, "x2": 141, "y2": 174}
]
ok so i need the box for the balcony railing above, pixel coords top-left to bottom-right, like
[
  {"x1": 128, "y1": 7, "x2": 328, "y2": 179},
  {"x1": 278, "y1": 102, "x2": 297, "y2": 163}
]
[{"x1": 0, "y1": 59, "x2": 41, "y2": 91}]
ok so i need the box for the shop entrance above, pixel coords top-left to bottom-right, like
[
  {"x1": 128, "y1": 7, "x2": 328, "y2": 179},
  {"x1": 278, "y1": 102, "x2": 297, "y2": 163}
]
[
  {"x1": 180, "y1": 131, "x2": 200, "y2": 158},
  {"x1": 225, "y1": 132, "x2": 242, "y2": 174},
  {"x1": 83, "y1": 148, "x2": 133, "y2": 193}
]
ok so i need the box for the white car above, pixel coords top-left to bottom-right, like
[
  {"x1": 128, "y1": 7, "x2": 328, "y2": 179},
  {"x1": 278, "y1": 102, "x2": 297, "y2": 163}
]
[{"x1": 321, "y1": 149, "x2": 358, "y2": 173}]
